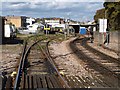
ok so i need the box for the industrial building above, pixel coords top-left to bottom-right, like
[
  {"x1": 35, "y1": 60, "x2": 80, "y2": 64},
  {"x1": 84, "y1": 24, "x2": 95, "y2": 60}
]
[
  {"x1": 5, "y1": 16, "x2": 27, "y2": 28},
  {"x1": 26, "y1": 17, "x2": 35, "y2": 28}
]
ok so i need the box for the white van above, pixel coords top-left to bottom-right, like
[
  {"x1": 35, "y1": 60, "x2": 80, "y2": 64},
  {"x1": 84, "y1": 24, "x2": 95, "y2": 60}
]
[
  {"x1": 27, "y1": 23, "x2": 44, "y2": 34},
  {"x1": 4, "y1": 24, "x2": 16, "y2": 38},
  {"x1": 27, "y1": 24, "x2": 38, "y2": 33}
]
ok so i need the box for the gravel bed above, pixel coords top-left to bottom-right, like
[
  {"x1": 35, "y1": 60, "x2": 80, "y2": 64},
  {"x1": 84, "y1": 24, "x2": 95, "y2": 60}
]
[
  {"x1": 87, "y1": 42, "x2": 118, "y2": 59},
  {"x1": 49, "y1": 37, "x2": 91, "y2": 76},
  {"x1": 49, "y1": 37, "x2": 119, "y2": 76},
  {"x1": 49, "y1": 37, "x2": 119, "y2": 87},
  {"x1": 0, "y1": 44, "x2": 23, "y2": 75}
]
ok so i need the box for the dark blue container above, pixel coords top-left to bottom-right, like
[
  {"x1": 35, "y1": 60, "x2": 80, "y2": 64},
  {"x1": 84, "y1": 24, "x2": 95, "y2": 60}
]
[{"x1": 79, "y1": 27, "x2": 86, "y2": 35}]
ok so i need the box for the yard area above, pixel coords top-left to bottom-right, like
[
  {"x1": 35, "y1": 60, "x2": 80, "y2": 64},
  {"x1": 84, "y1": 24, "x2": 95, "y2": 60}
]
[{"x1": 0, "y1": 33, "x2": 72, "y2": 75}]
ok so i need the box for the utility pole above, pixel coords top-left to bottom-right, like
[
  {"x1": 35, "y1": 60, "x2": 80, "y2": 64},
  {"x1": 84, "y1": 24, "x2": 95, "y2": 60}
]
[
  {"x1": 67, "y1": 19, "x2": 69, "y2": 36},
  {"x1": 105, "y1": 8, "x2": 109, "y2": 45},
  {"x1": 45, "y1": 24, "x2": 47, "y2": 35},
  {"x1": 64, "y1": 18, "x2": 67, "y2": 39}
]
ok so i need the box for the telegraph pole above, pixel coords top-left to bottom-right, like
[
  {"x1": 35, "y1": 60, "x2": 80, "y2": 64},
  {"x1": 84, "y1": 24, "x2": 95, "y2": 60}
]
[{"x1": 67, "y1": 19, "x2": 69, "y2": 36}]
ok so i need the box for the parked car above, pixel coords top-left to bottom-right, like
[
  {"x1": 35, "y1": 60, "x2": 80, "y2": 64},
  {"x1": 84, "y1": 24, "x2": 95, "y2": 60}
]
[{"x1": 18, "y1": 27, "x2": 29, "y2": 34}]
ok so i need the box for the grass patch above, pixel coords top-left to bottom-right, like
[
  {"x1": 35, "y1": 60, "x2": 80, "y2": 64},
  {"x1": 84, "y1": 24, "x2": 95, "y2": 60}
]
[{"x1": 18, "y1": 33, "x2": 74, "y2": 45}]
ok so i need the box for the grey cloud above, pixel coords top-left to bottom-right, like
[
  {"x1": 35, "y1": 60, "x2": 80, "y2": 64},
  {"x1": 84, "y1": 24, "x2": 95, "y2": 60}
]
[{"x1": 2, "y1": 2, "x2": 104, "y2": 22}]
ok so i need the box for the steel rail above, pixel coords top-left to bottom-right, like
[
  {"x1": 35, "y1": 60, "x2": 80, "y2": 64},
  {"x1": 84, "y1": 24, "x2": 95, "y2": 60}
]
[
  {"x1": 13, "y1": 41, "x2": 27, "y2": 90},
  {"x1": 14, "y1": 38, "x2": 70, "y2": 89},
  {"x1": 45, "y1": 41, "x2": 70, "y2": 88},
  {"x1": 82, "y1": 37, "x2": 120, "y2": 77},
  {"x1": 70, "y1": 37, "x2": 120, "y2": 79},
  {"x1": 35, "y1": 40, "x2": 70, "y2": 88},
  {"x1": 14, "y1": 38, "x2": 47, "y2": 90}
]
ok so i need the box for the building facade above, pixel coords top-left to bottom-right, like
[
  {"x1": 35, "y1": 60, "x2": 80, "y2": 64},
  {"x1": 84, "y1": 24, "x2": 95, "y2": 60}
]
[
  {"x1": 5, "y1": 16, "x2": 27, "y2": 28},
  {"x1": 26, "y1": 17, "x2": 35, "y2": 28}
]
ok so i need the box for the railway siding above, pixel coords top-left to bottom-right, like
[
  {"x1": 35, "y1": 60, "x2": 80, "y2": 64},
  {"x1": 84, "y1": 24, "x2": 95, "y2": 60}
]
[
  {"x1": 1, "y1": 34, "x2": 119, "y2": 89},
  {"x1": 14, "y1": 36, "x2": 70, "y2": 89},
  {"x1": 50, "y1": 37, "x2": 119, "y2": 88}
]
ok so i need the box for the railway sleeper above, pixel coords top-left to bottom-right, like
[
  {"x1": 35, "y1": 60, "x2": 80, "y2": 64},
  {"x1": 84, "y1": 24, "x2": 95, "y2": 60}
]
[
  {"x1": 64, "y1": 74, "x2": 119, "y2": 88},
  {"x1": 20, "y1": 74, "x2": 63, "y2": 89},
  {"x1": 0, "y1": 75, "x2": 13, "y2": 90}
]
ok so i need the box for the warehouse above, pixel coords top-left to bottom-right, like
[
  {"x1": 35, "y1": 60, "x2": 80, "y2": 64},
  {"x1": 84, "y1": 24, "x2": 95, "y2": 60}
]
[
  {"x1": 69, "y1": 24, "x2": 80, "y2": 33},
  {"x1": 5, "y1": 15, "x2": 27, "y2": 28}
]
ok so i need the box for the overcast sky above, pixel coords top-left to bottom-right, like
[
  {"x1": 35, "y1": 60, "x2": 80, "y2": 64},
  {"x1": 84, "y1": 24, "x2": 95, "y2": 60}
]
[{"x1": 1, "y1": 0, "x2": 104, "y2": 22}]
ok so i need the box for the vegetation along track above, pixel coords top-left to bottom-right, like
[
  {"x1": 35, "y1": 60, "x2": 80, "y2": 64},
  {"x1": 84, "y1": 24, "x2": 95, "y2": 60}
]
[
  {"x1": 14, "y1": 38, "x2": 70, "y2": 89},
  {"x1": 69, "y1": 36, "x2": 120, "y2": 88}
]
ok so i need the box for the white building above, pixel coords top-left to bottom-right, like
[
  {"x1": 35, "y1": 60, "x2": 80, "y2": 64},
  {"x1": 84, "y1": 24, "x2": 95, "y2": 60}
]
[
  {"x1": 26, "y1": 17, "x2": 35, "y2": 28},
  {"x1": 45, "y1": 20, "x2": 60, "y2": 24},
  {"x1": 45, "y1": 20, "x2": 60, "y2": 27},
  {"x1": 45, "y1": 19, "x2": 66, "y2": 29},
  {"x1": 52, "y1": 24, "x2": 66, "y2": 29}
]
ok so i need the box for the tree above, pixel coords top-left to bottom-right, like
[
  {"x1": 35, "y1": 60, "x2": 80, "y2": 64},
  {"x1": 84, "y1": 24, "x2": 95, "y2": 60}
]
[
  {"x1": 94, "y1": 1, "x2": 120, "y2": 31},
  {"x1": 94, "y1": 8, "x2": 105, "y2": 23}
]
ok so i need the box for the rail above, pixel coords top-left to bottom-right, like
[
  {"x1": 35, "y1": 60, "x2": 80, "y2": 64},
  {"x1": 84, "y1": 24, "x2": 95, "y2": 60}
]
[
  {"x1": 14, "y1": 39, "x2": 47, "y2": 90},
  {"x1": 14, "y1": 38, "x2": 70, "y2": 89},
  {"x1": 14, "y1": 41, "x2": 27, "y2": 90},
  {"x1": 45, "y1": 41, "x2": 70, "y2": 88}
]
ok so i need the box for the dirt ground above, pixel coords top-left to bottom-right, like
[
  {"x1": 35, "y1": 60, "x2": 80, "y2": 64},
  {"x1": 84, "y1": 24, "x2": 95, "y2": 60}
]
[{"x1": 0, "y1": 43, "x2": 23, "y2": 75}]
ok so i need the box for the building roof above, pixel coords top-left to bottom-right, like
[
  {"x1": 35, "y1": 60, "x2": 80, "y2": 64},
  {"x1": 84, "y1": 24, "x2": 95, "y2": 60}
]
[{"x1": 5, "y1": 15, "x2": 27, "y2": 19}]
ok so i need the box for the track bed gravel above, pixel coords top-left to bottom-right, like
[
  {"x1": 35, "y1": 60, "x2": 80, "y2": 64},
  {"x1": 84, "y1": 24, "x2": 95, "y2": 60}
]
[
  {"x1": 0, "y1": 44, "x2": 23, "y2": 75},
  {"x1": 49, "y1": 37, "x2": 91, "y2": 76},
  {"x1": 49, "y1": 37, "x2": 119, "y2": 88}
]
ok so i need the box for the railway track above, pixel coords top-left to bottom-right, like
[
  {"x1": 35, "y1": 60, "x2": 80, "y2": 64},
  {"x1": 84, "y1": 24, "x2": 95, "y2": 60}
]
[
  {"x1": 14, "y1": 40, "x2": 69, "y2": 90},
  {"x1": 76, "y1": 37, "x2": 120, "y2": 77},
  {"x1": 84, "y1": 39, "x2": 120, "y2": 76},
  {"x1": 68, "y1": 36, "x2": 120, "y2": 88},
  {"x1": 1, "y1": 36, "x2": 70, "y2": 89},
  {"x1": 1, "y1": 35, "x2": 119, "y2": 89}
]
